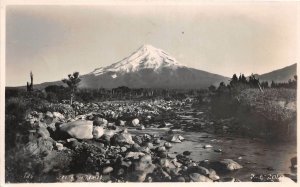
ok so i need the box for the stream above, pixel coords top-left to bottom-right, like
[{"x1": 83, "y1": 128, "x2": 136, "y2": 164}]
[{"x1": 128, "y1": 103, "x2": 297, "y2": 181}]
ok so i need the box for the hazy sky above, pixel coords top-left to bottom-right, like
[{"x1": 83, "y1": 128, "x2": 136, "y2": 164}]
[{"x1": 5, "y1": 2, "x2": 299, "y2": 86}]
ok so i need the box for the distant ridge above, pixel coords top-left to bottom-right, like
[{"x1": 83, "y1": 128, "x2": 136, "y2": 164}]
[{"x1": 258, "y1": 63, "x2": 297, "y2": 83}]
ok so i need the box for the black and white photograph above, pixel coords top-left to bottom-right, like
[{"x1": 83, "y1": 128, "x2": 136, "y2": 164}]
[{"x1": 0, "y1": 0, "x2": 298, "y2": 184}]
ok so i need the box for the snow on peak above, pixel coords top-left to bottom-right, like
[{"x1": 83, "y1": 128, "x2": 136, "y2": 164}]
[{"x1": 91, "y1": 44, "x2": 185, "y2": 76}]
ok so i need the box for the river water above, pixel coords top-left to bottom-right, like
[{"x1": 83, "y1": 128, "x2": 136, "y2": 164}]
[{"x1": 128, "y1": 103, "x2": 297, "y2": 181}]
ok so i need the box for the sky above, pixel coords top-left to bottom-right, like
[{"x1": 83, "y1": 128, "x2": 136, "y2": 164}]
[{"x1": 5, "y1": 2, "x2": 299, "y2": 86}]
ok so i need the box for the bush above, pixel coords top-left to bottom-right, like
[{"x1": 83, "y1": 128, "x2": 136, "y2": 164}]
[{"x1": 211, "y1": 88, "x2": 297, "y2": 141}]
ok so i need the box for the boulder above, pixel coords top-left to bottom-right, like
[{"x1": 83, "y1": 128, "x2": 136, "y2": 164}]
[
  {"x1": 158, "y1": 158, "x2": 171, "y2": 168},
  {"x1": 137, "y1": 125, "x2": 145, "y2": 130},
  {"x1": 128, "y1": 155, "x2": 156, "y2": 182},
  {"x1": 103, "y1": 129, "x2": 116, "y2": 137},
  {"x1": 166, "y1": 134, "x2": 183, "y2": 143},
  {"x1": 102, "y1": 166, "x2": 114, "y2": 175},
  {"x1": 208, "y1": 169, "x2": 220, "y2": 181},
  {"x1": 118, "y1": 120, "x2": 126, "y2": 126},
  {"x1": 55, "y1": 142, "x2": 64, "y2": 151},
  {"x1": 187, "y1": 166, "x2": 210, "y2": 176},
  {"x1": 132, "y1": 136, "x2": 143, "y2": 145},
  {"x1": 37, "y1": 127, "x2": 50, "y2": 139},
  {"x1": 45, "y1": 111, "x2": 53, "y2": 119},
  {"x1": 211, "y1": 159, "x2": 243, "y2": 172},
  {"x1": 53, "y1": 112, "x2": 65, "y2": 120},
  {"x1": 59, "y1": 120, "x2": 93, "y2": 139},
  {"x1": 189, "y1": 173, "x2": 213, "y2": 182},
  {"x1": 164, "y1": 142, "x2": 172, "y2": 149},
  {"x1": 92, "y1": 126, "x2": 104, "y2": 139},
  {"x1": 45, "y1": 111, "x2": 54, "y2": 124},
  {"x1": 93, "y1": 117, "x2": 108, "y2": 126},
  {"x1": 126, "y1": 152, "x2": 145, "y2": 159},
  {"x1": 132, "y1": 118, "x2": 140, "y2": 126},
  {"x1": 25, "y1": 137, "x2": 53, "y2": 156},
  {"x1": 111, "y1": 131, "x2": 135, "y2": 145},
  {"x1": 183, "y1": 151, "x2": 191, "y2": 156}
]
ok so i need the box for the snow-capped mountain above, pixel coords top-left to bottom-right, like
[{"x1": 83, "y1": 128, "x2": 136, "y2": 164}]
[
  {"x1": 90, "y1": 44, "x2": 185, "y2": 77},
  {"x1": 79, "y1": 45, "x2": 228, "y2": 89}
]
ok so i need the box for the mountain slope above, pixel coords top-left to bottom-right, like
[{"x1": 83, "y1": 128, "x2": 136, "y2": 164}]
[
  {"x1": 258, "y1": 63, "x2": 297, "y2": 83},
  {"x1": 79, "y1": 44, "x2": 228, "y2": 89}
]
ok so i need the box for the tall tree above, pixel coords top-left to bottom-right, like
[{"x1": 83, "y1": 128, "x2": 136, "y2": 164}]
[{"x1": 62, "y1": 72, "x2": 81, "y2": 105}]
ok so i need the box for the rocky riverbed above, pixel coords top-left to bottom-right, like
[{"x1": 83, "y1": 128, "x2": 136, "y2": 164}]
[{"x1": 5, "y1": 99, "x2": 297, "y2": 182}]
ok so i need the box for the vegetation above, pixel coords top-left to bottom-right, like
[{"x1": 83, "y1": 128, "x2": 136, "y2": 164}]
[
  {"x1": 26, "y1": 71, "x2": 34, "y2": 92},
  {"x1": 210, "y1": 73, "x2": 297, "y2": 141},
  {"x1": 62, "y1": 72, "x2": 81, "y2": 105}
]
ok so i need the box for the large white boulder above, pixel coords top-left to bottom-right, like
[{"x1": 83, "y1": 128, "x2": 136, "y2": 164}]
[{"x1": 59, "y1": 120, "x2": 93, "y2": 139}]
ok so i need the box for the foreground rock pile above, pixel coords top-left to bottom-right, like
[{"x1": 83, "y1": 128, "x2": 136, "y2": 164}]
[{"x1": 17, "y1": 99, "x2": 296, "y2": 182}]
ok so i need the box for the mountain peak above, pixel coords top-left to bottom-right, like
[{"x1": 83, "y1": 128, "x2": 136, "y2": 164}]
[{"x1": 91, "y1": 44, "x2": 185, "y2": 76}]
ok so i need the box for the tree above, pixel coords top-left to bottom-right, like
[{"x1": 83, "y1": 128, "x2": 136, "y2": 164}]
[{"x1": 62, "y1": 72, "x2": 81, "y2": 105}]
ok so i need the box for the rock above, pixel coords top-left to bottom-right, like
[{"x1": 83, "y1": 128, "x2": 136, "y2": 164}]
[
  {"x1": 132, "y1": 118, "x2": 140, "y2": 126},
  {"x1": 117, "y1": 168, "x2": 125, "y2": 176},
  {"x1": 93, "y1": 117, "x2": 108, "y2": 126},
  {"x1": 45, "y1": 111, "x2": 54, "y2": 124},
  {"x1": 143, "y1": 142, "x2": 153, "y2": 149},
  {"x1": 133, "y1": 136, "x2": 143, "y2": 145},
  {"x1": 137, "y1": 125, "x2": 145, "y2": 130},
  {"x1": 212, "y1": 159, "x2": 243, "y2": 172},
  {"x1": 156, "y1": 146, "x2": 166, "y2": 152},
  {"x1": 176, "y1": 176, "x2": 186, "y2": 182},
  {"x1": 92, "y1": 126, "x2": 104, "y2": 139},
  {"x1": 25, "y1": 137, "x2": 53, "y2": 156},
  {"x1": 59, "y1": 120, "x2": 94, "y2": 139},
  {"x1": 214, "y1": 149, "x2": 222, "y2": 153},
  {"x1": 187, "y1": 166, "x2": 210, "y2": 176},
  {"x1": 107, "y1": 123, "x2": 117, "y2": 130},
  {"x1": 208, "y1": 169, "x2": 220, "y2": 181},
  {"x1": 67, "y1": 138, "x2": 77, "y2": 142},
  {"x1": 37, "y1": 127, "x2": 50, "y2": 139},
  {"x1": 178, "y1": 135, "x2": 185, "y2": 141},
  {"x1": 117, "y1": 120, "x2": 126, "y2": 126},
  {"x1": 102, "y1": 166, "x2": 114, "y2": 175},
  {"x1": 221, "y1": 177, "x2": 236, "y2": 182},
  {"x1": 128, "y1": 155, "x2": 155, "y2": 182},
  {"x1": 189, "y1": 173, "x2": 213, "y2": 182},
  {"x1": 53, "y1": 112, "x2": 65, "y2": 120},
  {"x1": 131, "y1": 143, "x2": 142, "y2": 152},
  {"x1": 159, "y1": 158, "x2": 171, "y2": 168},
  {"x1": 120, "y1": 146, "x2": 127, "y2": 152},
  {"x1": 183, "y1": 151, "x2": 191, "y2": 156},
  {"x1": 153, "y1": 138, "x2": 161, "y2": 145},
  {"x1": 126, "y1": 152, "x2": 145, "y2": 159},
  {"x1": 164, "y1": 142, "x2": 172, "y2": 149},
  {"x1": 101, "y1": 134, "x2": 111, "y2": 144},
  {"x1": 45, "y1": 111, "x2": 53, "y2": 119},
  {"x1": 55, "y1": 142, "x2": 64, "y2": 151},
  {"x1": 158, "y1": 151, "x2": 168, "y2": 158},
  {"x1": 203, "y1": 144, "x2": 213, "y2": 148},
  {"x1": 103, "y1": 129, "x2": 116, "y2": 137},
  {"x1": 166, "y1": 134, "x2": 183, "y2": 143},
  {"x1": 111, "y1": 131, "x2": 135, "y2": 145}
]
